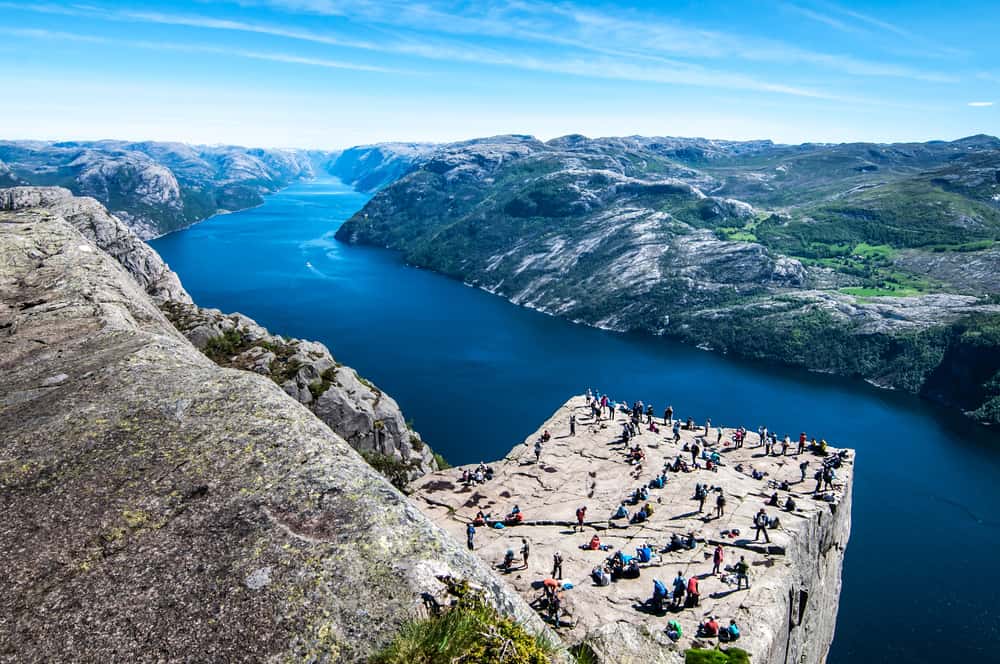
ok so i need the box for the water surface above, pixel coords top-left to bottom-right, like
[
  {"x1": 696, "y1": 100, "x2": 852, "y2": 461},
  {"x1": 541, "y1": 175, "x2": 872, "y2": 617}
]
[{"x1": 151, "y1": 177, "x2": 1000, "y2": 663}]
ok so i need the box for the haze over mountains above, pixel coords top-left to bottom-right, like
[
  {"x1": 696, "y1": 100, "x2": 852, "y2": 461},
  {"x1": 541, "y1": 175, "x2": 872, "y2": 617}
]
[{"x1": 4, "y1": 133, "x2": 999, "y2": 425}]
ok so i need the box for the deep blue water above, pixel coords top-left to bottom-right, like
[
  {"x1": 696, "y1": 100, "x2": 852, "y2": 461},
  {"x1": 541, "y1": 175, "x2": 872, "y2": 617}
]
[{"x1": 151, "y1": 177, "x2": 1000, "y2": 663}]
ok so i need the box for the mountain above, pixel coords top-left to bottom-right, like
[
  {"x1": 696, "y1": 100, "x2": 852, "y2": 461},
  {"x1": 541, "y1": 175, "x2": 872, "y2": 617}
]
[
  {"x1": 0, "y1": 140, "x2": 321, "y2": 238},
  {"x1": 336, "y1": 134, "x2": 1000, "y2": 425},
  {"x1": 325, "y1": 142, "x2": 436, "y2": 193}
]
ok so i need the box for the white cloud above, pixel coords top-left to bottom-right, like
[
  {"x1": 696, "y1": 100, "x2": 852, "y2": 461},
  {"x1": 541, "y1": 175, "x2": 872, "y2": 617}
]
[{"x1": 968, "y1": 101, "x2": 994, "y2": 107}]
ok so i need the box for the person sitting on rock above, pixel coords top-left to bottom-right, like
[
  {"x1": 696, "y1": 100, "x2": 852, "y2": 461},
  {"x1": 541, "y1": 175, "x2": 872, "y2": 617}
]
[
  {"x1": 592, "y1": 565, "x2": 611, "y2": 586},
  {"x1": 501, "y1": 548, "x2": 516, "y2": 570},
  {"x1": 665, "y1": 619, "x2": 683, "y2": 641},
  {"x1": 722, "y1": 619, "x2": 741, "y2": 642},
  {"x1": 612, "y1": 503, "x2": 629, "y2": 519},
  {"x1": 506, "y1": 505, "x2": 523, "y2": 524},
  {"x1": 649, "y1": 578, "x2": 668, "y2": 611},
  {"x1": 698, "y1": 616, "x2": 720, "y2": 637},
  {"x1": 623, "y1": 558, "x2": 641, "y2": 579},
  {"x1": 473, "y1": 510, "x2": 487, "y2": 526},
  {"x1": 541, "y1": 430, "x2": 551, "y2": 443},
  {"x1": 636, "y1": 543, "x2": 653, "y2": 563},
  {"x1": 630, "y1": 507, "x2": 648, "y2": 524},
  {"x1": 785, "y1": 496, "x2": 797, "y2": 512},
  {"x1": 768, "y1": 492, "x2": 780, "y2": 507}
]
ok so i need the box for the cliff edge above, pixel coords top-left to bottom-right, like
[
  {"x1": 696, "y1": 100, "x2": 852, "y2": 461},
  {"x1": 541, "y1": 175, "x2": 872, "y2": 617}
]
[
  {"x1": 0, "y1": 201, "x2": 550, "y2": 661},
  {"x1": 411, "y1": 397, "x2": 854, "y2": 663}
]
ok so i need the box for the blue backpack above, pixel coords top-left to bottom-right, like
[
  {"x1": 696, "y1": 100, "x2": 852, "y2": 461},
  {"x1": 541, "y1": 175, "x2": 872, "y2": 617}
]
[{"x1": 653, "y1": 580, "x2": 668, "y2": 598}]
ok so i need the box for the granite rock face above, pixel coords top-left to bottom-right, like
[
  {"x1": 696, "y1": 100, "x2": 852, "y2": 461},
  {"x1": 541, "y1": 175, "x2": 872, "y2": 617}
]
[
  {"x1": 161, "y1": 301, "x2": 439, "y2": 479},
  {"x1": 0, "y1": 186, "x2": 191, "y2": 303},
  {"x1": 0, "y1": 205, "x2": 553, "y2": 662}
]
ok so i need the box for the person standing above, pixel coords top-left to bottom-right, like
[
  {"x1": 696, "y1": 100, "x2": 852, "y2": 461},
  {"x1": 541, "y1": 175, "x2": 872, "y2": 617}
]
[
  {"x1": 534, "y1": 440, "x2": 542, "y2": 464},
  {"x1": 552, "y1": 551, "x2": 563, "y2": 579},
  {"x1": 754, "y1": 508, "x2": 771, "y2": 543},
  {"x1": 569, "y1": 414, "x2": 576, "y2": 436},
  {"x1": 799, "y1": 460, "x2": 809, "y2": 483},
  {"x1": 673, "y1": 420, "x2": 681, "y2": 443},
  {"x1": 704, "y1": 418, "x2": 711, "y2": 436},
  {"x1": 716, "y1": 492, "x2": 726, "y2": 518},
  {"x1": 712, "y1": 543, "x2": 724, "y2": 575},
  {"x1": 521, "y1": 538, "x2": 530, "y2": 569},
  {"x1": 575, "y1": 505, "x2": 587, "y2": 532},
  {"x1": 696, "y1": 484, "x2": 707, "y2": 513},
  {"x1": 466, "y1": 523, "x2": 475, "y2": 550},
  {"x1": 798, "y1": 432, "x2": 807, "y2": 455},
  {"x1": 690, "y1": 442, "x2": 700, "y2": 466},
  {"x1": 735, "y1": 556, "x2": 750, "y2": 590},
  {"x1": 687, "y1": 575, "x2": 700, "y2": 607}
]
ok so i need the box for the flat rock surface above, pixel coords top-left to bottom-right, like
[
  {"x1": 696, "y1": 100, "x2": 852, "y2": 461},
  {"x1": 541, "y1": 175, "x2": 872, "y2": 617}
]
[{"x1": 411, "y1": 396, "x2": 854, "y2": 661}]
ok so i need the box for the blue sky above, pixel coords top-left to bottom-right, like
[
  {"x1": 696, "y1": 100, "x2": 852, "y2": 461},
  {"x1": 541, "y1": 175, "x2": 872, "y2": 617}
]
[{"x1": 1, "y1": 0, "x2": 997, "y2": 148}]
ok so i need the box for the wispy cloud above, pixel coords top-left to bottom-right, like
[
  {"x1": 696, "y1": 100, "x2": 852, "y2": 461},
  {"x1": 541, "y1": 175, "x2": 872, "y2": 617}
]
[
  {"x1": 227, "y1": 0, "x2": 957, "y2": 83},
  {"x1": 968, "y1": 101, "x2": 994, "y2": 107},
  {"x1": 793, "y1": 0, "x2": 964, "y2": 58},
  {"x1": 0, "y1": 27, "x2": 407, "y2": 74}
]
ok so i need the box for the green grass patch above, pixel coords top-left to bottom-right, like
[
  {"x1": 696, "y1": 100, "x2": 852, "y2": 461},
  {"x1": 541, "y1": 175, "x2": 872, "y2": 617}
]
[
  {"x1": 432, "y1": 451, "x2": 451, "y2": 470},
  {"x1": 685, "y1": 647, "x2": 750, "y2": 664},
  {"x1": 370, "y1": 594, "x2": 558, "y2": 664}
]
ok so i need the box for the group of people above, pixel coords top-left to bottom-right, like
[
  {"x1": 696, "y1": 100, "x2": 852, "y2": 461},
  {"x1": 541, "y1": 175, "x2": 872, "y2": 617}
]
[{"x1": 460, "y1": 463, "x2": 495, "y2": 486}]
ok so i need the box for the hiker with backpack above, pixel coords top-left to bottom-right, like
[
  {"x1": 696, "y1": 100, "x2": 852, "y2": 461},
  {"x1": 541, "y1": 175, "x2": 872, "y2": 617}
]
[
  {"x1": 695, "y1": 483, "x2": 708, "y2": 512},
  {"x1": 716, "y1": 491, "x2": 726, "y2": 518},
  {"x1": 754, "y1": 508, "x2": 771, "y2": 543},
  {"x1": 735, "y1": 556, "x2": 750, "y2": 590},
  {"x1": 671, "y1": 571, "x2": 687, "y2": 608}
]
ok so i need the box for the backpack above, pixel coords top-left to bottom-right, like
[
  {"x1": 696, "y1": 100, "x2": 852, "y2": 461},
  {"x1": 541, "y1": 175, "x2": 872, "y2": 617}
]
[{"x1": 653, "y1": 579, "x2": 667, "y2": 598}]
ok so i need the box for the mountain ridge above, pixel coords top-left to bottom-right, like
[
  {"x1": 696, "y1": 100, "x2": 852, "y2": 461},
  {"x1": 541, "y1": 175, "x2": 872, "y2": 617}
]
[{"x1": 335, "y1": 133, "x2": 1000, "y2": 425}]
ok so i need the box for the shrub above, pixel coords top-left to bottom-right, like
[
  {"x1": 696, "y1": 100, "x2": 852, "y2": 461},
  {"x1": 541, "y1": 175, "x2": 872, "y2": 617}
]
[
  {"x1": 685, "y1": 647, "x2": 751, "y2": 664},
  {"x1": 362, "y1": 452, "x2": 418, "y2": 491},
  {"x1": 370, "y1": 594, "x2": 556, "y2": 664},
  {"x1": 432, "y1": 451, "x2": 452, "y2": 470}
]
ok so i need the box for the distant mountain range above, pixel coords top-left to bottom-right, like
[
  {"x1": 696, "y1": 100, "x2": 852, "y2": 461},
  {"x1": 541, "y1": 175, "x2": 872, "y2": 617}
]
[
  {"x1": 0, "y1": 140, "x2": 434, "y2": 238},
  {"x1": 335, "y1": 134, "x2": 1000, "y2": 425},
  {"x1": 4, "y1": 133, "x2": 998, "y2": 424}
]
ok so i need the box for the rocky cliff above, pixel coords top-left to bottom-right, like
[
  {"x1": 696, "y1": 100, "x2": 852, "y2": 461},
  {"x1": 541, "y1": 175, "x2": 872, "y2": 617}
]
[
  {"x1": 411, "y1": 397, "x2": 854, "y2": 663},
  {"x1": 161, "y1": 301, "x2": 439, "y2": 479},
  {"x1": 0, "y1": 199, "x2": 553, "y2": 662},
  {"x1": 0, "y1": 187, "x2": 439, "y2": 479},
  {"x1": 336, "y1": 134, "x2": 1000, "y2": 425}
]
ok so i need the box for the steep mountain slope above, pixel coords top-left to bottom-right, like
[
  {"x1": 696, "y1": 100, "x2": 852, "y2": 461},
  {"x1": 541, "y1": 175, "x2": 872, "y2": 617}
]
[
  {"x1": 0, "y1": 140, "x2": 320, "y2": 238},
  {"x1": 337, "y1": 134, "x2": 1000, "y2": 424},
  {"x1": 0, "y1": 201, "x2": 554, "y2": 662},
  {"x1": 1, "y1": 187, "x2": 440, "y2": 479},
  {"x1": 325, "y1": 142, "x2": 436, "y2": 193}
]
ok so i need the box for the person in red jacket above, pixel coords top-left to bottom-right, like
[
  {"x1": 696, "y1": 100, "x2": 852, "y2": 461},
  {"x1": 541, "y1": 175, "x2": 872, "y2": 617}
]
[
  {"x1": 686, "y1": 575, "x2": 700, "y2": 607},
  {"x1": 575, "y1": 505, "x2": 587, "y2": 532}
]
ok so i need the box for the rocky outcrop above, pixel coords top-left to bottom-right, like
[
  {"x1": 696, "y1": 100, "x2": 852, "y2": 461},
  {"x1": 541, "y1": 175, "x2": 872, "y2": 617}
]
[
  {"x1": 0, "y1": 203, "x2": 554, "y2": 662},
  {"x1": 161, "y1": 301, "x2": 439, "y2": 478},
  {"x1": 1, "y1": 187, "x2": 440, "y2": 476},
  {"x1": 411, "y1": 397, "x2": 854, "y2": 663},
  {"x1": 0, "y1": 186, "x2": 190, "y2": 303}
]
